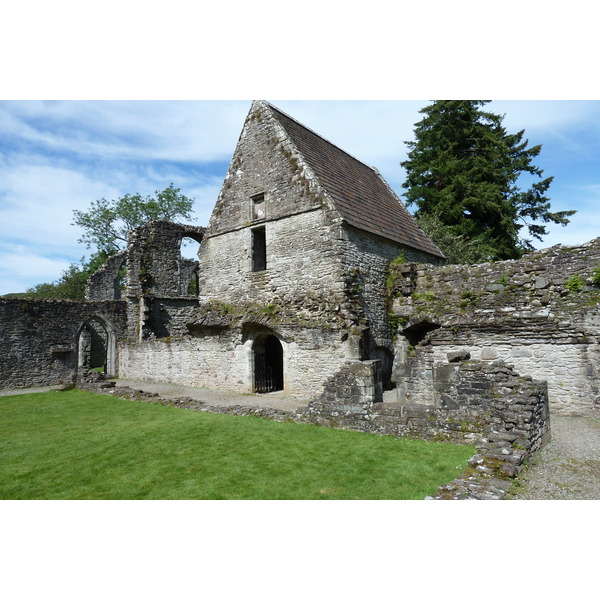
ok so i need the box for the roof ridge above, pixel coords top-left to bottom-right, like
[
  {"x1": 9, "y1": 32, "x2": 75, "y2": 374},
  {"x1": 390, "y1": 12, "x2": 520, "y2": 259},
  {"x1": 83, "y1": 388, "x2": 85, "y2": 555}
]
[{"x1": 262, "y1": 101, "x2": 379, "y2": 174}]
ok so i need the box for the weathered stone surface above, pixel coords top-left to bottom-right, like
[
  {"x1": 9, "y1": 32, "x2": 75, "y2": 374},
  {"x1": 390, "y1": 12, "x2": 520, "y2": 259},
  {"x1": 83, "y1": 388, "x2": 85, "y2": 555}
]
[
  {"x1": 447, "y1": 350, "x2": 471, "y2": 362},
  {"x1": 388, "y1": 238, "x2": 600, "y2": 416},
  {"x1": 0, "y1": 299, "x2": 127, "y2": 389}
]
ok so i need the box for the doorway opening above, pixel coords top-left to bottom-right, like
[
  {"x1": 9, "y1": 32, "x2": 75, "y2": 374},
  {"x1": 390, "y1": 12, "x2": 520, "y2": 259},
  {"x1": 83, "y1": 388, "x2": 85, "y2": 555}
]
[
  {"x1": 253, "y1": 334, "x2": 284, "y2": 393},
  {"x1": 77, "y1": 316, "x2": 117, "y2": 377},
  {"x1": 78, "y1": 319, "x2": 108, "y2": 373}
]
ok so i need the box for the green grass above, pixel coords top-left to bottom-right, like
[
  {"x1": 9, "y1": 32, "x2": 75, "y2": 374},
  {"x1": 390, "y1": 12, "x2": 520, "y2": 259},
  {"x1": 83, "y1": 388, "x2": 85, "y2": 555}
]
[{"x1": 0, "y1": 390, "x2": 475, "y2": 500}]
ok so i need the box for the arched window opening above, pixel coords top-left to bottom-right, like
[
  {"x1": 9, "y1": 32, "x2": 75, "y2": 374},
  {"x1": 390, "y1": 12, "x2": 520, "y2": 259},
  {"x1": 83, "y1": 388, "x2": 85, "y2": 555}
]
[
  {"x1": 253, "y1": 334, "x2": 284, "y2": 393},
  {"x1": 180, "y1": 236, "x2": 201, "y2": 296}
]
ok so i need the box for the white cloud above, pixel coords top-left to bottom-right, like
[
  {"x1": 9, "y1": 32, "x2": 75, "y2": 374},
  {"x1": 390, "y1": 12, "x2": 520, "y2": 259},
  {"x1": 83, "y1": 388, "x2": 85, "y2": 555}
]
[
  {"x1": 0, "y1": 101, "x2": 251, "y2": 163},
  {"x1": 0, "y1": 164, "x2": 120, "y2": 251},
  {"x1": 0, "y1": 246, "x2": 71, "y2": 295},
  {"x1": 490, "y1": 100, "x2": 600, "y2": 135},
  {"x1": 1, "y1": 99, "x2": 599, "y2": 295}
]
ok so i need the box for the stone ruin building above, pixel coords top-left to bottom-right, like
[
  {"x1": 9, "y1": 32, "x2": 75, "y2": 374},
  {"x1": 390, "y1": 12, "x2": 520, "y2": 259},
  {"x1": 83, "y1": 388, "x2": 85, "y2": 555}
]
[{"x1": 2, "y1": 100, "x2": 600, "y2": 490}]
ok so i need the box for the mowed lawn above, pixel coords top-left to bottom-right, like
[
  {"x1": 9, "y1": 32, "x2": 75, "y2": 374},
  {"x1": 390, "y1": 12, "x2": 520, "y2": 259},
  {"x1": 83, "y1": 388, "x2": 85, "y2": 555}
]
[{"x1": 0, "y1": 390, "x2": 475, "y2": 500}]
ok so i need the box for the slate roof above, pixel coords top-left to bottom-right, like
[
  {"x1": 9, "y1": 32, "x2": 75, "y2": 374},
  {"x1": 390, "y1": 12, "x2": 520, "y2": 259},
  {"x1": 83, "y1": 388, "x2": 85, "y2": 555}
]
[{"x1": 266, "y1": 102, "x2": 444, "y2": 259}]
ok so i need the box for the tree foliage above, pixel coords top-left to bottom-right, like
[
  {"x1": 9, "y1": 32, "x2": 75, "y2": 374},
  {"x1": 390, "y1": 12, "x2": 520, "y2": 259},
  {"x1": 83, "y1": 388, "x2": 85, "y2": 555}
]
[
  {"x1": 401, "y1": 100, "x2": 575, "y2": 261},
  {"x1": 26, "y1": 184, "x2": 195, "y2": 300},
  {"x1": 72, "y1": 183, "x2": 195, "y2": 255},
  {"x1": 25, "y1": 252, "x2": 111, "y2": 301},
  {"x1": 415, "y1": 213, "x2": 494, "y2": 265}
]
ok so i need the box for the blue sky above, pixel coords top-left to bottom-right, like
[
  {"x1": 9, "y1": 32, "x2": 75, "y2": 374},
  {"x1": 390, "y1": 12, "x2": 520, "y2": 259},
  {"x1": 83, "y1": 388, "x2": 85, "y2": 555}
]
[{"x1": 1, "y1": 99, "x2": 599, "y2": 295}]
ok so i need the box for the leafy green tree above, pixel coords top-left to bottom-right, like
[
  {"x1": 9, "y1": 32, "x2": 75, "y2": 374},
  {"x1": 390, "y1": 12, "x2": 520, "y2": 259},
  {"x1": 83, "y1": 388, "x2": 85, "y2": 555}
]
[
  {"x1": 25, "y1": 251, "x2": 110, "y2": 301},
  {"x1": 401, "y1": 100, "x2": 575, "y2": 261},
  {"x1": 72, "y1": 183, "x2": 195, "y2": 254},
  {"x1": 27, "y1": 184, "x2": 195, "y2": 300}
]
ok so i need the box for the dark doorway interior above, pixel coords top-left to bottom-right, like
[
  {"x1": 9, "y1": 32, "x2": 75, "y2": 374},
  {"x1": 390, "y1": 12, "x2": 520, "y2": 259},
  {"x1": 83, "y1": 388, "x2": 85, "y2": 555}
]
[
  {"x1": 254, "y1": 334, "x2": 284, "y2": 393},
  {"x1": 79, "y1": 320, "x2": 108, "y2": 373}
]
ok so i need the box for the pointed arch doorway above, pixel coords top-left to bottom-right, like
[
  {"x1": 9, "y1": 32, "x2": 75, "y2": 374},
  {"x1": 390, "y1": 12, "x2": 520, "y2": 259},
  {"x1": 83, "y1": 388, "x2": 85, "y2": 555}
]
[
  {"x1": 253, "y1": 334, "x2": 284, "y2": 393},
  {"x1": 77, "y1": 316, "x2": 118, "y2": 378}
]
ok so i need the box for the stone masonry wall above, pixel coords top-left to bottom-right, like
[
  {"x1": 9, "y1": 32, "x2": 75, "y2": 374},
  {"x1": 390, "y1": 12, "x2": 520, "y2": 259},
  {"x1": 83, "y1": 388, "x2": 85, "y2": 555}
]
[
  {"x1": 0, "y1": 299, "x2": 127, "y2": 389},
  {"x1": 119, "y1": 320, "x2": 354, "y2": 399},
  {"x1": 388, "y1": 238, "x2": 600, "y2": 416},
  {"x1": 85, "y1": 250, "x2": 128, "y2": 301},
  {"x1": 198, "y1": 209, "x2": 348, "y2": 307},
  {"x1": 306, "y1": 357, "x2": 549, "y2": 497},
  {"x1": 125, "y1": 220, "x2": 205, "y2": 298},
  {"x1": 340, "y1": 224, "x2": 443, "y2": 352}
]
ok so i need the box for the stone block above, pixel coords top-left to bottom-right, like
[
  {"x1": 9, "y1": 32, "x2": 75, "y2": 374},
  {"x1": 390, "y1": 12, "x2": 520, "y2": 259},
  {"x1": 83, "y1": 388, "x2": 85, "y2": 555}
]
[
  {"x1": 447, "y1": 350, "x2": 471, "y2": 363},
  {"x1": 480, "y1": 347, "x2": 499, "y2": 360},
  {"x1": 433, "y1": 364, "x2": 459, "y2": 383}
]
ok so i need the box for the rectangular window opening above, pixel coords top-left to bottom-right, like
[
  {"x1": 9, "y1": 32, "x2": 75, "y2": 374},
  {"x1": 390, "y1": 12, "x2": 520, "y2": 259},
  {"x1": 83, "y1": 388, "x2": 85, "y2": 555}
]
[
  {"x1": 252, "y1": 227, "x2": 267, "y2": 272},
  {"x1": 251, "y1": 193, "x2": 266, "y2": 221}
]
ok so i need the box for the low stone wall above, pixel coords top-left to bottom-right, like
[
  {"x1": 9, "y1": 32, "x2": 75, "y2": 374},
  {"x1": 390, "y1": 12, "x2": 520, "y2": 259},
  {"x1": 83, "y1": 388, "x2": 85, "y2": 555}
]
[
  {"x1": 306, "y1": 360, "x2": 384, "y2": 422},
  {"x1": 305, "y1": 358, "x2": 550, "y2": 499},
  {"x1": 0, "y1": 299, "x2": 127, "y2": 390}
]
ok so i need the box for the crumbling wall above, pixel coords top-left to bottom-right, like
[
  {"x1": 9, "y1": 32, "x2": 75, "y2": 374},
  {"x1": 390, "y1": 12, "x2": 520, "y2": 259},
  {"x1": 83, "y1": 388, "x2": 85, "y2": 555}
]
[
  {"x1": 0, "y1": 299, "x2": 127, "y2": 389},
  {"x1": 86, "y1": 250, "x2": 128, "y2": 301},
  {"x1": 339, "y1": 224, "x2": 442, "y2": 358},
  {"x1": 119, "y1": 307, "x2": 358, "y2": 398},
  {"x1": 306, "y1": 356, "x2": 549, "y2": 497},
  {"x1": 387, "y1": 238, "x2": 600, "y2": 416},
  {"x1": 126, "y1": 220, "x2": 205, "y2": 298}
]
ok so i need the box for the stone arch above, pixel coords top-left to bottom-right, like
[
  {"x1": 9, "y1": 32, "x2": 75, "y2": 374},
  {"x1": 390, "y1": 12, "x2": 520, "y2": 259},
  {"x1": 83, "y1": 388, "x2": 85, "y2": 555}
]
[
  {"x1": 180, "y1": 236, "x2": 202, "y2": 295},
  {"x1": 76, "y1": 314, "x2": 118, "y2": 377},
  {"x1": 242, "y1": 324, "x2": 286, "y2": 393}
]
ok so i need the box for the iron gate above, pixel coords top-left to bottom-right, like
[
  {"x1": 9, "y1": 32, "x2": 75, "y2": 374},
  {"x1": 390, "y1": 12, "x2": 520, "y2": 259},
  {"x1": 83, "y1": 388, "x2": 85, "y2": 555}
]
[{"x1": 254, "y1": 352, "x2": 276, "y2": 393}]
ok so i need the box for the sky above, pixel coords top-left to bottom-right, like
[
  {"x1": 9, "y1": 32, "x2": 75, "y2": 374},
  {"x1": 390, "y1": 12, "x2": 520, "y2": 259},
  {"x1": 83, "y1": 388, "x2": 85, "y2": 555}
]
[{"x1": 1, "y1": 99, "x2": 600, "y2": 295}]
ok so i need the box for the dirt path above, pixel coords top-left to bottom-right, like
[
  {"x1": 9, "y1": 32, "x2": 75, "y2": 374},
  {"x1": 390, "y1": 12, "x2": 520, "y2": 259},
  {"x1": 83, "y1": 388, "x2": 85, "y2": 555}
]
[
  {"x1": 0, "y1": 385, "x2": 62, "y2": 397},
  {"x1": 114, "y1": 379, "x2": 310, "y2": 413},
  {"x1": 509, "y1": 415, "x2": 600, "y2": 499}
]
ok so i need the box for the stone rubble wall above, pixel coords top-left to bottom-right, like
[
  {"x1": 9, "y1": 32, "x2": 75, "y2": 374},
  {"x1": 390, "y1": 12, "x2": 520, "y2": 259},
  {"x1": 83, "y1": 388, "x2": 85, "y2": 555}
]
[
  {"x1": 388, "y1": 238, "x2": 600, "y2": 416},
  {"x1": 305, "y1": 356, "x2": 550, "y2": 499},
  {"x1": 339, "y1": 224, "x2": 443, "y2": 353},
  {"x1": 125, "y1": 220, "x2": 205, "y2": 298},
  {"x1": 85, "y1": 250, "x2": 128, "y2": 301},
  {"x1": 0, "y1": 299, "x2": 127, "y2": 389}
]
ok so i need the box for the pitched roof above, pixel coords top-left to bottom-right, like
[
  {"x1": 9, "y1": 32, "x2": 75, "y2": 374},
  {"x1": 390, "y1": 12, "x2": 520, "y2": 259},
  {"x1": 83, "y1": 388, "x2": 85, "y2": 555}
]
[{"x1": 265, "y1": 102, "x2": 444, "y2": 259}]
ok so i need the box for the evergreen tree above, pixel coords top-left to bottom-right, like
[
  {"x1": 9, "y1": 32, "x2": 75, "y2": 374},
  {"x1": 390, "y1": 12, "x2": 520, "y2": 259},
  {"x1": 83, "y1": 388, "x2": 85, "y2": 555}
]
[{"x1": 401, "y1": 100, "x2": 575, "y2": 261}]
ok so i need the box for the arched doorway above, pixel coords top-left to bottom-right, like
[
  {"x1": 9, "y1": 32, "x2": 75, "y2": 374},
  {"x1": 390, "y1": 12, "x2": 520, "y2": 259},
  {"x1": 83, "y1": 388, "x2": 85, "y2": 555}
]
[
  {"x1": 77, "y1": 316, "x2": 118, "y2": 377},
  {"x1": 253, "y1": 334, "x2": 284, "y2": 393}
]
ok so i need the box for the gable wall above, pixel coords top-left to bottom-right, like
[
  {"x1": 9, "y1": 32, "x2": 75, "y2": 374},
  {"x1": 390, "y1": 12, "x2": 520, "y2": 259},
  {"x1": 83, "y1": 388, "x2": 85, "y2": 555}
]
[
  {"x1": 198, "y1": 102, "x2": 348, "y2": 307},
  {"x1": 205, "y1": 103, "x2": 327, "y2": 237}
]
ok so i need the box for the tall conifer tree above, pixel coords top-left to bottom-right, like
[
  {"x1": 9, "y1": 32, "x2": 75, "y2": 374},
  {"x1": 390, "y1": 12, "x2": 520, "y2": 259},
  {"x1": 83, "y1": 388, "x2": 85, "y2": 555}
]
[{"x1": 401, "y1": 100, "x2": 575, "y2": 261}]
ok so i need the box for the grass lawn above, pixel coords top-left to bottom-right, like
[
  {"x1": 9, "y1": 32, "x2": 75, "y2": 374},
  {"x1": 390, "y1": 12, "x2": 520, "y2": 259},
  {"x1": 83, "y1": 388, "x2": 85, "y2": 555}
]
[{"x1": 0, "y1": 389, "x2": 475, "y2": 500}]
